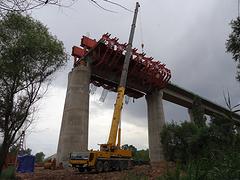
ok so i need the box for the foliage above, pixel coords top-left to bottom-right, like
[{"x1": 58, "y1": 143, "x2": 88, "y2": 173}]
[
  {"x1": 35, "y1": 152, "x2": 45, "y2": 163},
  {"x1": 160, "y1": 107, "x2": 240, "y2": 179},
  {"x1": 0, "y1": 0, "x2": 132, "y2": 16},
  {"x1": 206, "y1": 151, "x2": 240, "y2": 180},
  {"x1": 226, "y1": 17, "x2": 240, "y2": 81},
  {"x1": 191, "y1": 96, "x2": 206, "y2": 126},
  {"x1": 159, "y1": 152, "x2": 240, "y2": 180},
  {"x1": 122, "y1": 144, "x2": 149, "y2": 162},
  {"x1": 133, "y1": 149, "x2": 149, "y2": 162},
  {"x1": 0, "y1": 1, "x2": 76, "y2": 15},
  {"x1": 0, "y1": 166, "x2": 15, "y2": 180},
  {"x1": 157, "y1": 165, "x2": 181, "y2": 180},
  {"x1": 21, "y1": 148, "x2": 32, "y2": 155},
  {"x1": 0, "y1": 12, "x2": 66, "y2": 174},
  {"x1": 160, "y1": 122, "x2": 209, "y2": 163},
  {"x1": 9, "y1": 145, "x2": 32, "y2": 156},
  {"x1": 122, "y1": 144, "x2": 137, "y2": 154}
]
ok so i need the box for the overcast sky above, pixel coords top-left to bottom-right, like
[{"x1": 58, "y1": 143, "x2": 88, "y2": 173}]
[{"x1": 23, "y1": 0, "x2": 240, "y2": 156}]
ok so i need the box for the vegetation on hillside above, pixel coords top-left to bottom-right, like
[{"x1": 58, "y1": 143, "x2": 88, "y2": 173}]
[
  {"x1": 159, "y1": 97, "x2": 240, "y2": 179},
  {"x1": 226, "y1": 17, "x2": 240, "y2": 82}
]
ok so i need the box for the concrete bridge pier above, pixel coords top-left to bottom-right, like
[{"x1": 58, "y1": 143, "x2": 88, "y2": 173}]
[
  {"x1": 188, "y1": 108, "x2": 194, "y2": 123},
  {"x1": 56, "y1": 64, "x2": 91, "y2": 166},
  {"x1": 146, "y1": 90, "x2": 165, "y2": 165}
]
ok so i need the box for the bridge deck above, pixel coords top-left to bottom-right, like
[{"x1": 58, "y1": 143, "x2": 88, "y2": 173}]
[
  {"x1": 72, "y1": 33, "x2": 171, "y2": 98},
  {"x1": 72, "y1": 34, "x2": 240, "y2": 123}
]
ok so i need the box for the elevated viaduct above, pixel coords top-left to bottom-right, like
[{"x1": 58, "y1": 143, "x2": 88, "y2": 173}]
[{"x1": 56, "y1": 34, "x2": 240, "y2": 166}]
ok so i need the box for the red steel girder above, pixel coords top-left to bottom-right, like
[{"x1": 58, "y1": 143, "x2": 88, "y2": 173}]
[{"x1": 72, "y1": 33, "x2": 171, "y2": 96}]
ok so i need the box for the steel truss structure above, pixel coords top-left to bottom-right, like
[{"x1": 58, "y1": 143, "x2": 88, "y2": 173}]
[{"x1": 72, "y1": 33, "x2": 171, "y2": 98}]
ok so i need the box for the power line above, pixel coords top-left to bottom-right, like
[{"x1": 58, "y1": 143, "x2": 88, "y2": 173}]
[
  {"x1": 89, "y1": 0, "x2": 117, "y2": 13},
  {"x1": 102, "y1": 0, "x2": 133, "y2": 12}
]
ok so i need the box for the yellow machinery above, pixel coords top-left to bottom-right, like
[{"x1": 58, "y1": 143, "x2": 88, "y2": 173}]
[{"x1": 69, "y1": 2, "x2": 140, "y2": 172}]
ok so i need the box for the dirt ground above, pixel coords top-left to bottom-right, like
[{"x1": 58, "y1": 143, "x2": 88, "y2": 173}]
[{"x1": 16, "y1": 163, "x2": 175, "y2": 180}]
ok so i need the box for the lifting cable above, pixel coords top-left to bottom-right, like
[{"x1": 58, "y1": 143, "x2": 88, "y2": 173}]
[{"x1": 139, "y1": 7, "x2": 145, "y2": 53}]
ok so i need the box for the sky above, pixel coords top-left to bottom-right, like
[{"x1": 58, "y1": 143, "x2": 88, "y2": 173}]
[{"x1": 22, "y1": 0, "x2": 240, "y2": 156}]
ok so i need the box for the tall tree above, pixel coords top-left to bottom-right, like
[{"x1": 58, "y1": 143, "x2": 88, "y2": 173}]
[
  {"x1": 0, "y1": 12, "x2": 67, "y2": 173},
  {"x1": 226, "y1": 17, "x2": 240, "y2": 82},
  {"x1": 0, "y1": 1, "x2": 75, "y2": 14},
  {"x1": 35, "y1": 152, "x2": 45, "y2": 163},
  {"x1": 191, "y1": 96, "x2": 206, "y2": 127},
  {"x1": 0, "y1": 0, "x2": 132, "y2": 15}
]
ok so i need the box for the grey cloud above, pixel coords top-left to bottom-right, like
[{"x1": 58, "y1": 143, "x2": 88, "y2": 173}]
[
  {"x1": 32, "y1": 0, "x2": 240, "y2": 134},
  {"x1": 56, "y1": 0, "x2": 239, "y2": 128}
]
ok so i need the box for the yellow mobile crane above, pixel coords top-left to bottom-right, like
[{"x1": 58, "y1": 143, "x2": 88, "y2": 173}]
[{"x1": 69, "y1": 2, "x2": 140, "y2": 172}]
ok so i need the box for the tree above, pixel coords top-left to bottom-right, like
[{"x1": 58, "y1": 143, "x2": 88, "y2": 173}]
[
  {"x1": 0, "y1": 12, "x2": 67, "y2": 174},
  {"x1": 0, "y1": 1, "x2": 76, "y2": 15},
  {"x1": 9, "y1": 145, "x2": 32, "y2": 155},
  {"x1": 133, "y1": 149, "x2": 149, "y2": 162},
  {"x1": 0, "y1": 0, "x2": 133, "y2": 18},
  {"x1": 0, "y1": 0, "x2": 132, "y2": 15},
  {"x1": 35, "y1": 152, "x2": 45, "y2": 163},
  {"x1": 191, "y1": 96, "x2": 206, "y2": 127},
  {"x1": 226, "y1": 17, "x2": 240, "y2": 82}
]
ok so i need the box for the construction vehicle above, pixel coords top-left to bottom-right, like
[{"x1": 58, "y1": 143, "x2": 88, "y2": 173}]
[{"x1": 69, "y1": 2, "x2": 140, "y2": 172}]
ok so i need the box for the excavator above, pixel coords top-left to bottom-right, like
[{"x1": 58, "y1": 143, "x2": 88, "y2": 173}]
[{"x1": 69, "y1": 2, "x2": 140, "y2": 172}]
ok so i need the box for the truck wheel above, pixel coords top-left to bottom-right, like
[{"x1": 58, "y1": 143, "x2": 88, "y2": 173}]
[
  {"x1": 123, "y1": 161, "x2": 128, "y2": 170},
  {"x1": 103, "y1": 161, "x2": 110, "y2": 172},
  {"x1": 113, "y1": 161, "x2": 119, "y2": 171},
  {"x1": 78, "y1": 167, "x2": 85, "y2": 172},
  {"x1": 96, "y1": 161, "x2": 103, "y2": 173},
  {"x1": 119, "y1": 161, "x2": 124, "y2": 171},
  {"x1": 86, "y1": 167, "x2": 92, "y2": 172},
  {"x1": 127, "y1": 160, "x2": 133, "y2": 169}
]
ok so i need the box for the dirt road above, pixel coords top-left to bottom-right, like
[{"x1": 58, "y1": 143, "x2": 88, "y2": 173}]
[{"x1": 17, "y1": 163, "x2": 175, "y2": 180}]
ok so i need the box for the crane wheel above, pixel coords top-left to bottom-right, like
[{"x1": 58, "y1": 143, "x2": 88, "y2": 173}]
[
  {"x1": 78, "y1": 167, "x2": 85, "y2": 172},
  {"x1": 128, "y1": 160, "x2": 133, "y2": 169},
  {"x1": 103, "y1": 161, "x2": 110, "y2": 172},
  {"x1": 119, "y1": 161, "x2": 125, "y2": 171},
  {"x1": 96, "y1": 161, "x2": 103, "y2": 172},
  {"x1": 113, "y1": 161, "x2": 120, "y2": 171}
]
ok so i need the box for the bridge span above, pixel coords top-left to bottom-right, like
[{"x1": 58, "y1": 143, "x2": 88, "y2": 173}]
[
  {"x1": 164, "y1": 83, "x2": 240, "y2": 123},
  {"x1": 56, "y1": 34, "x2": 240, "y2": 166}
]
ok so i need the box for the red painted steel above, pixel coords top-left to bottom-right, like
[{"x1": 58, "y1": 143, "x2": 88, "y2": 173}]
[{"x1": 72, "y1": 33, "x2": 171, "y2": 94}]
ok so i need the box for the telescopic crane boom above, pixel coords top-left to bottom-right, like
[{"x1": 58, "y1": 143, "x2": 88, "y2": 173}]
[
  {"x1": 69, "y1": 2, "x2": 140, "y2": 172},
  {"x1": 107, "y1": 2, "x2": 140, "y2": 148}
]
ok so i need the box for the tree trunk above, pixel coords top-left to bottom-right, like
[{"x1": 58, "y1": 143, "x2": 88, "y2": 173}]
[{"x1": 0, "y1": 139, "x2": 10, "y2": 175}]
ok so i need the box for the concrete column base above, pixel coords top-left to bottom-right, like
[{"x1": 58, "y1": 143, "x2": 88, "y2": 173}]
[
  {"x1": 150, "y1": 160, "x2": 168, "y2": 169},
  {"x1": 146, "y1": 90, "x2": 165, "y2": 163},
  {"x1": 188, "y1": 108, "x2": 194, "y2": 123},
  {"x1": 56, "y1": 64, "x2": 91, "y2": 167}
]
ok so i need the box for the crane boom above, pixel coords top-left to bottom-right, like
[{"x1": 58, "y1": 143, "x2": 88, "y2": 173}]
[
  {"x1": 69, "y1": 3, "x2": 141, "y2": 173},
  {"x1": 107, "y1": 2, "x2": 140, "y2": 146}
]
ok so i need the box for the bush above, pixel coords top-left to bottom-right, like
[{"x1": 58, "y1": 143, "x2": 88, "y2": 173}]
[
  {"x1": 0, "y1": 166, "x2": 15, "y2": 180},
  {"x1": 159, "y1": 152, "x2": 240, "y2": 180},
  {"x1": 160, "y1": 122, "x2": 209, "y2": 163},
  {"x1": 160, "y1": 115, "x2": 240, "y2": 179}
]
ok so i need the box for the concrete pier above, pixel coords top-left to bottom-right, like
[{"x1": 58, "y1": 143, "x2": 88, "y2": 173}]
[
  {"x1": 56, "y1": 64, "x2": 91, "y2": 166},
  {"x1": 146, "y1": 90, "x2": 165, "y2": 164},
  {"x1": 188, "y1": 108, "x2": 194, "y2": 123}
]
